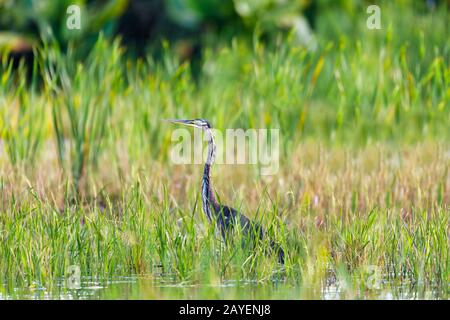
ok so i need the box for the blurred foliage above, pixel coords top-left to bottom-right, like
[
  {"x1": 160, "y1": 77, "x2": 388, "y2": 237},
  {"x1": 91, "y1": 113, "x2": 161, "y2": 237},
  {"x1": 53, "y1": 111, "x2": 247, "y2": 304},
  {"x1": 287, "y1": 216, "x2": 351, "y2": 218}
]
[
  {"x1": 0, "y1": 0, "x2": 128, "y2": 53},
  {"x1": 165, "y1": 0, "x2": 310, "y2": 31},
  {"x1": 0, "y1": 0, "x2": 316, "y2": 54},
  {"x1": 0, "y1": 0, "x2": 446, "y2": 64}
]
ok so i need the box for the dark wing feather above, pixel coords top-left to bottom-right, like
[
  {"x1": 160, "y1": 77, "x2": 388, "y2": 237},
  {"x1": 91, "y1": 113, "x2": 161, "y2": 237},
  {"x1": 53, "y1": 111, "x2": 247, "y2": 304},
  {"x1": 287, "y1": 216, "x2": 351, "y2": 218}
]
[{"x1": 215, "y1": 205, "x2": 284, "y2": 264}]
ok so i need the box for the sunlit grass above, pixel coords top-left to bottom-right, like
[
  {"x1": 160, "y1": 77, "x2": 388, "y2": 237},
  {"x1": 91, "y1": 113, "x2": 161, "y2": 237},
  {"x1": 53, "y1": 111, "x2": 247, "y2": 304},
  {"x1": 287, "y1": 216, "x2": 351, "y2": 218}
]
[{"x1": 0, "y1": 4, "x2": 448, "y2": 299}]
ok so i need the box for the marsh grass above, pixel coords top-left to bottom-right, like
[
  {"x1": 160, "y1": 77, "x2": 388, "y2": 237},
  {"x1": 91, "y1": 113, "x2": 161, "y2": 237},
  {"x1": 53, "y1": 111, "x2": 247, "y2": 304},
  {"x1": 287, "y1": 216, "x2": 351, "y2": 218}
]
[
  {"x1": 40, "y1": 36, "x2": 123, "y2": 197},
  {"x1": 0, "y1": 142, "x2": 448, "y2": 298},
  {"x1": 0, "y1": 4, "x2": 449, "y2": 298},
  {"x1": 0, "y1": 189, "x2": 447, "y2": 297},
  {"x1": 0, "y1": 56, "x2": 45, "y2": 168}
]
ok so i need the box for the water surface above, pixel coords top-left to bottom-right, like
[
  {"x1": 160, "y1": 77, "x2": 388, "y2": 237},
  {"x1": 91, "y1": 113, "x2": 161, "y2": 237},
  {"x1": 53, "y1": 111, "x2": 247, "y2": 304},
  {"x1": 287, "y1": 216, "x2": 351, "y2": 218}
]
[{"x1": 1, "y1": 276, "x2": 446, "y2": 300}]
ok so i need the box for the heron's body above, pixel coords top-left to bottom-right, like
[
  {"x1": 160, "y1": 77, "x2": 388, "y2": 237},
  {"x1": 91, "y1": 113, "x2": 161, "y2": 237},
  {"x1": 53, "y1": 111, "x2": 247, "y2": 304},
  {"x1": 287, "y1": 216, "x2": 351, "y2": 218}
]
[
  {"x1": 169, "y1": 118, "x2": 284, "y2": 264},
  {"x1": 202, "y1": 154, "x2": 263, "y2": 240}
]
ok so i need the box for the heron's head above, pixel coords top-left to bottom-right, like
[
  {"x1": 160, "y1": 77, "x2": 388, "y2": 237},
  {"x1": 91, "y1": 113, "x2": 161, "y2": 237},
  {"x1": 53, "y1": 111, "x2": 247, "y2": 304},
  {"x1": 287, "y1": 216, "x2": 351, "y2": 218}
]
[{"x1": 166, "y1": 118, "x2": 211, "y2": 130}]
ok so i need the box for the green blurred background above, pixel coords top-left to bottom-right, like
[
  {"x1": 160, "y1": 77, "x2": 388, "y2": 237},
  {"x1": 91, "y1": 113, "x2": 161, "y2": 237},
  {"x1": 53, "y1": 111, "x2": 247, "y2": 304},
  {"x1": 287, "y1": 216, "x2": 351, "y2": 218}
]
[
  {"x1": 3, "y1": 0, "x2": 312, "y2": 55},
  {"x1": 0, "y1": 0, "x2": 445, "y2": 57}
]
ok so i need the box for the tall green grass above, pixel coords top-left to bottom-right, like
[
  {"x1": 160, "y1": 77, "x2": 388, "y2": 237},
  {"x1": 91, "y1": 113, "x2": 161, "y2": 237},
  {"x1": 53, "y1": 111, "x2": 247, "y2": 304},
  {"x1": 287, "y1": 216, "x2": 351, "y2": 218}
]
[
  {"x1": 0, "y1": 55, "x2": 45, "y2": 168},
  {"x1": 0, "y1": 12, "x2": 447, "y2": 178},
  {"x1": 40, "y1": 36, "x2": 123, "y2": 196},
  {"x1": 0, "y1": 4, "x2": 448, "y2": 299},
  {"x1": 0, "y1": 184, "x2": 447, "y2": 297}
]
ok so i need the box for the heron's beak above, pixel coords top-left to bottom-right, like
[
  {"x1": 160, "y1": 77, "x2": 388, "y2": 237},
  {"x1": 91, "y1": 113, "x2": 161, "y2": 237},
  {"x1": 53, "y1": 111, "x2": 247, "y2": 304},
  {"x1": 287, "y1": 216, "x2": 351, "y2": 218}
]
[{"x1": 165, "y1": 119, "x2": 197, "y2": 128}]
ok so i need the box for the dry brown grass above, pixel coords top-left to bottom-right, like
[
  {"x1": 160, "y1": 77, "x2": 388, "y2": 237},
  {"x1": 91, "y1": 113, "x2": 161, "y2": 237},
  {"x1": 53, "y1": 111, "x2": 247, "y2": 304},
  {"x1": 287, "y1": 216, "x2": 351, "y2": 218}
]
[{"x1": 2, "y1": 141, "x2": 448, "y2": 220}]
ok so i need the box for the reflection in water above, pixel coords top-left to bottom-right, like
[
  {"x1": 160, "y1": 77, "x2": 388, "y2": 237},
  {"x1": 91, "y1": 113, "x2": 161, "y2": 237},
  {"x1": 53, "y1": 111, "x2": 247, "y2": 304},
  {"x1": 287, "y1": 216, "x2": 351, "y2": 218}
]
[{"x1": 0, "y1": 274, "x2": 447, "y2": 300}]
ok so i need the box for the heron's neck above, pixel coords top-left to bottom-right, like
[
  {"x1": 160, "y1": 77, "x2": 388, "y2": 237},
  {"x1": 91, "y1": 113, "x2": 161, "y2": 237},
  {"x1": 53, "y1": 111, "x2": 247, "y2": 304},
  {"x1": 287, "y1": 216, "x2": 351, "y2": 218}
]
[{"x1": 202, "y1": 130, "x2": 218, "y2": 221}]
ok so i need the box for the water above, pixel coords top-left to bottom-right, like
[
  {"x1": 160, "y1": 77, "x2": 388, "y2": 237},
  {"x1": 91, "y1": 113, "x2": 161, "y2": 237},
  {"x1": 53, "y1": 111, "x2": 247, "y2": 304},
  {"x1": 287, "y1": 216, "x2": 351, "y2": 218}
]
[{"x1": 0, "y1": 275, "x2": 447, "y2": 300}]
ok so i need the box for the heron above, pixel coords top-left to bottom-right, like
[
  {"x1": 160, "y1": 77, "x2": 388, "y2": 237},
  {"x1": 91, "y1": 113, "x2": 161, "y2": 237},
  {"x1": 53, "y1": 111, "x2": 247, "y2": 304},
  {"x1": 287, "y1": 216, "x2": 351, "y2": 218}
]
[{"x1": 167, "y1": 118, "x2": 285, "y2": 264}]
